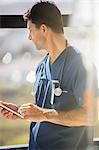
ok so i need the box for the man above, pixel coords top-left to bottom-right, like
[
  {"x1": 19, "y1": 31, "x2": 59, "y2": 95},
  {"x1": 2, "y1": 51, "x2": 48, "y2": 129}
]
[{"x1": 0, "y1": 1, "x2": 98, "y2": 150}]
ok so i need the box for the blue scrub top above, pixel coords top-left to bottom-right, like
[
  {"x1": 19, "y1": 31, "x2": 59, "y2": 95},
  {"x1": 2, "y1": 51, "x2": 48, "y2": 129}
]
[{"x1": 29, "y1": 46, "x2": 98, "y2": 150}]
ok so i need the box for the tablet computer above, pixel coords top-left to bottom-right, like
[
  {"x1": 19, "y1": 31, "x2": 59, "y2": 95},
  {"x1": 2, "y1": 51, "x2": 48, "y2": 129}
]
[{"x1": 0, "y1": 103, "x2": 24, "y2": 119}]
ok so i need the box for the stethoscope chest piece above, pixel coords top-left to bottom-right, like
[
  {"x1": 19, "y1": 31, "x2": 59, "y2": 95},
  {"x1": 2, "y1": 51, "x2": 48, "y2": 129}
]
[{"x1": 54, "y1": 87, "x2": 62, "y2": 96}]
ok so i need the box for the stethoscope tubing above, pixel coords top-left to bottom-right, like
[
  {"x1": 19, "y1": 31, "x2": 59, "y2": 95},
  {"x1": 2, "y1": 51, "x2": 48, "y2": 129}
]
[
  {"x1": 33, "y1": 81, "x2": 50, "y2": 142},
  {"x1": 33, "y1": 47, "x2": 69, "y2": 142}
]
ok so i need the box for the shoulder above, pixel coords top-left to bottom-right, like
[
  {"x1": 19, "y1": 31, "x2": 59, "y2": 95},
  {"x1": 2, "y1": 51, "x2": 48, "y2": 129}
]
[
  {"x1": 67, "y1": 46, "x2": 85, "y2": 70},
  {"x1": 69, "y1": 46, "x2": 95, "y2": 70},
  {"x1": 68, "y1": 46, "x2": 97, "y2": 84}
]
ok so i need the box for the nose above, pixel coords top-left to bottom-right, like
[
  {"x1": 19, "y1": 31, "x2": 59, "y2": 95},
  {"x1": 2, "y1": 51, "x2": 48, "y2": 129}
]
[{"x1": 28, "y1": 33, "x2": 32, "y2": 40}]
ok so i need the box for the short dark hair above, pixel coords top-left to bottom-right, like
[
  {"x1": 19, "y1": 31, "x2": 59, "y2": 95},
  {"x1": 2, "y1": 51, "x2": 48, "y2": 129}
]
[{"x1": 23, "y1": 1, "x2": 64, "y2": 33}]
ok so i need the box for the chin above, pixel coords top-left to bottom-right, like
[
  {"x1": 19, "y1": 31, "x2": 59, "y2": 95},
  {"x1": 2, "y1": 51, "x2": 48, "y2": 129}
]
[
  {"x1": 35, "y1": 43, "x2": 45, "y2": 51},
  {"x1": 36, "y1": 46, "x2": 43, "y2": 51},
  {"x1": 36, "y1": 47, "x2": 42, "y2": 50}
]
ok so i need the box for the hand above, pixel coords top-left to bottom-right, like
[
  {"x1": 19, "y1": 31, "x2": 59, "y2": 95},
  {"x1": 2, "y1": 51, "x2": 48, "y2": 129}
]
[
  {"x1": 18, "y1": 103, "x2": 46, "y2": 122},
  {"x1": 0, "y1": 101, "x2": 19, "y2": 120}
]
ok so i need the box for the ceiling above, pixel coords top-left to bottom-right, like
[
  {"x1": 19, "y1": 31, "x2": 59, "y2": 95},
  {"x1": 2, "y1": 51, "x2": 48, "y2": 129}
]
[
  {"x1": 0, "y1": 0, "x2": 98, "y2": 26},
  {"x1": 0, "y1": 0, "x2": 73, "y2": 15}
]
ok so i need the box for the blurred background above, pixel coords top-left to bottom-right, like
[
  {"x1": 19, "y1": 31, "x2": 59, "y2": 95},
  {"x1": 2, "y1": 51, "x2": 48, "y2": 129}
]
[{"x1": 0, "y1": 0, "x2": 99, "y2": 147}]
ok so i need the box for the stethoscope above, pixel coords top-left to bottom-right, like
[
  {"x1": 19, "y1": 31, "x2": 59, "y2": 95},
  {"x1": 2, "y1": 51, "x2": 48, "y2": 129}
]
[
  {"x1": 33, "y1": 45, "x2": 87, "y2": 148},
  {"x1": 33, "y1": 45, "x2": 69, "y2": 105},
  {"x1": 32, "y1": 45, "x2": 69, "y2": 142},
  {"x1": 50, "y1": 47, "x2": 69, "y2": 104}
]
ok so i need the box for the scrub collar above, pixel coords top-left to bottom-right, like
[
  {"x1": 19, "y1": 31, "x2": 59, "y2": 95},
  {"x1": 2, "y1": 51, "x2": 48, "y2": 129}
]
[{"x1": 33, "y1": 53, "x2": 51, "y2": 95}]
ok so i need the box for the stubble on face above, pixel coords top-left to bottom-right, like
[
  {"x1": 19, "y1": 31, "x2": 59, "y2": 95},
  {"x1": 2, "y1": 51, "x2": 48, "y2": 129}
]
[{"x1": 27, "y1": 21, "x2": 47, "y2": 51}]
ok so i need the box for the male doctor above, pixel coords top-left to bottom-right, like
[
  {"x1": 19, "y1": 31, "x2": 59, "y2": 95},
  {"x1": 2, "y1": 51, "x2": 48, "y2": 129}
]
[{"x1": 0, "y1": 1, "x2": 98, "y2": 150}]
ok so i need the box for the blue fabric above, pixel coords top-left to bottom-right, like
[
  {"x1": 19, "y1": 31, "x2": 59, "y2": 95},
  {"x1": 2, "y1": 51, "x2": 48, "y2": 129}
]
[
  {"x1": 33, "y1": 81, "x2": 50, "y2": 142},
  {"x1": 33, "y1": 54, "x2": 51, "y2": 96},
  {"x1": 29, "y1": 46, "x2": 97, "y2": 150},
  {"x1": 52, "y1": 47, "x2": 87, "y2": 110}
]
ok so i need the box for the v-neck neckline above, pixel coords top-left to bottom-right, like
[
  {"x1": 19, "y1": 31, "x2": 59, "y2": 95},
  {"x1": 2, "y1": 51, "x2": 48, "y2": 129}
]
[{"x1": 50, "y1": 46, "x2": 71, "y2": 67}]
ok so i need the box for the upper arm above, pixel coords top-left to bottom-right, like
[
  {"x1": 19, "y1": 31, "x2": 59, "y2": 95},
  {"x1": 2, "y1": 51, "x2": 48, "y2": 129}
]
[
  {"x1": 72, "y1": 61, "x2": 87, "y2": 107},
  {"x1": 72, "y1": 58, "x2": 98, "y2": 113}
]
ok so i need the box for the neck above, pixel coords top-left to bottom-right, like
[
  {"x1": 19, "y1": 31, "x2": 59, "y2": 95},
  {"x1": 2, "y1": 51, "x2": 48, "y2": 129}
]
[{"x1": 46, "y1": 34, "x2": 68, "y2": 64}]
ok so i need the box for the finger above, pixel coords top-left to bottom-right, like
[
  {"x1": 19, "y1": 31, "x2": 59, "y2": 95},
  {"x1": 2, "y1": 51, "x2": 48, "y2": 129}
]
[
  {"x1": 20, "y1": 103, "x2": 33, "y2": 108},
  {"x1": 18, "y1": 110, "x2": 27, "y2": 117},
  {"x1": 12, "y1": 115, "x2": 20, "y2": 120},
  {"x1": 4, "y1": 112, "x2": 19, "y2": 120},
  {"x1": 18, "y1": 106, "x2": 31, "y2": 113},
  {"x1": 2, "y1": 111, "x2": 12, "y2": 117},
  {"x1": 0, "y1": 107, "x2": 3, "y2": 113},
  {"x1": 7, "y1": 114, "x2": 18, "y2": 120},
  {"x1": 23, "y1": 115, "x2": 31, "y2": 120},
  {"x1": 18, "y1": 108, "x2": 32, "y2": 117},
  {"x1": 4, "y1": 113, "x2": 14, "y2": 119},
  {"x1": 19, "y1": 109, "x2": 27, "y2": 113},
  {"x1": 4, "y1": 113, "x2": 12, "y2": 118},
  {"x1": 19, "y1": 105, "x2": 31, "y2": 109},
  {"x1": 2, "y1": 110, "x2": 9, "y2": 115}
]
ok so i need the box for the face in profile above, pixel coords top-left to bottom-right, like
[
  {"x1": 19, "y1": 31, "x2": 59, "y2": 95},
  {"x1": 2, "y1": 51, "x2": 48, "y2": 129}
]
[{"x1": 27, "y1": 20, "x2": 47, "y2": 50}]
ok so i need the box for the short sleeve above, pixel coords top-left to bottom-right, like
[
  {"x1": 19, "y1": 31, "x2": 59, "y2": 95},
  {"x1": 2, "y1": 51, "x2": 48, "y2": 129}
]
[
  {"x1": 72, "y1": 63, "x2": 87, "y2": 107},
  {"x1": 52, "y1": 91, "x2": 78, "y2": 110},
  {"x1": 52, "y1": 53, "x2": 87, "y2": 111},
  {"x1": 52, "y1": 49, "x2": 98, "y2": 111}
]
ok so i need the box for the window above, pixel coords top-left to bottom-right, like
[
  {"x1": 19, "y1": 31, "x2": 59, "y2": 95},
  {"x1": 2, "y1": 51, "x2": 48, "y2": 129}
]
[
  {"x1": 0, "y1": 0, "x2": 99, "y2": 148},
  {"x1": 0, "y1": 28, "x2": 46, "y2": 146}
]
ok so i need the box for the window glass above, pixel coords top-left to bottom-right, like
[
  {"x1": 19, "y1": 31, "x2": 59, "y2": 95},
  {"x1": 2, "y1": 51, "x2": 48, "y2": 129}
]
[
  {"x1": 0, "y1": 27, "x2": 99, "y2": 146},
  {"x1": 0, "y1": 28, "x2": 46, "y2": 146},
  {"x1": 64, "y1": 26, "x2": 99, "y2": 138}
]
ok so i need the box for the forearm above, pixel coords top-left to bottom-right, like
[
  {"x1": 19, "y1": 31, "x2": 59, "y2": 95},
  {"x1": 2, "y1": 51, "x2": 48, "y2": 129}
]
[
  {"x1": 43, "y1": 107, "x2": 95, "y2": 126},
  {"x1": 42, "y1": 93, "x2": 95, "y2": 126},
  {"x1": 19, "y1": 101, "x2": 95, "y2": 126}
]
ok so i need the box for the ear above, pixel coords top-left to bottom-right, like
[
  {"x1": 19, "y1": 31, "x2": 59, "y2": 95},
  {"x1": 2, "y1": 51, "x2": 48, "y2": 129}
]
[{"x1": 40, "y1": 24, "x2": 48, "y2": 36}]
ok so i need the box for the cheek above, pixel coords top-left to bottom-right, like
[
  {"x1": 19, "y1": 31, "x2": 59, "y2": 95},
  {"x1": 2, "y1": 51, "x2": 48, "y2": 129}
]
[
  {"x1": 35, "y1": 33, "x2": 45, "y2": 44},
  {"x1": 30, "y1": 30, "x2": 46, "y2": 48},
  {"x1": 38, "y1": 35, "x2": 46, "y2": 48},
  {"x1": 36, "y1": 32, "x2": 42, "y2": 40},
  {"x1": 31, "y1": 32, "x2": 40, "y2": 42},
  {"x1": 38, "y1": 35, "x2": 43, "y2": 43}
]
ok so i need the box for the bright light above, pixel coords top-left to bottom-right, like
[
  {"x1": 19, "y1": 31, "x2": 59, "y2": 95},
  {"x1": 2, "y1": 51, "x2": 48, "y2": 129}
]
[
  {"x1": 11, "y1": 70, "x2": 22, "y2": 82},
  {"x1": 26, "y1": 70, "x2": 35, "y2": 83},
  {"x1": 2, "y1": 52, "x2": 12, "y2": 64},
  {"x1": 22, "y1": 52, "x2": 31, "y2": 61}
]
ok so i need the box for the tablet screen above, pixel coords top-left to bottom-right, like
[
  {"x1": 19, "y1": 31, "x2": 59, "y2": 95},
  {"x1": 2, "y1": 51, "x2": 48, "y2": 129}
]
[{"x1": 0, "y1": 103, "x2": 24, "y2": 119}]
